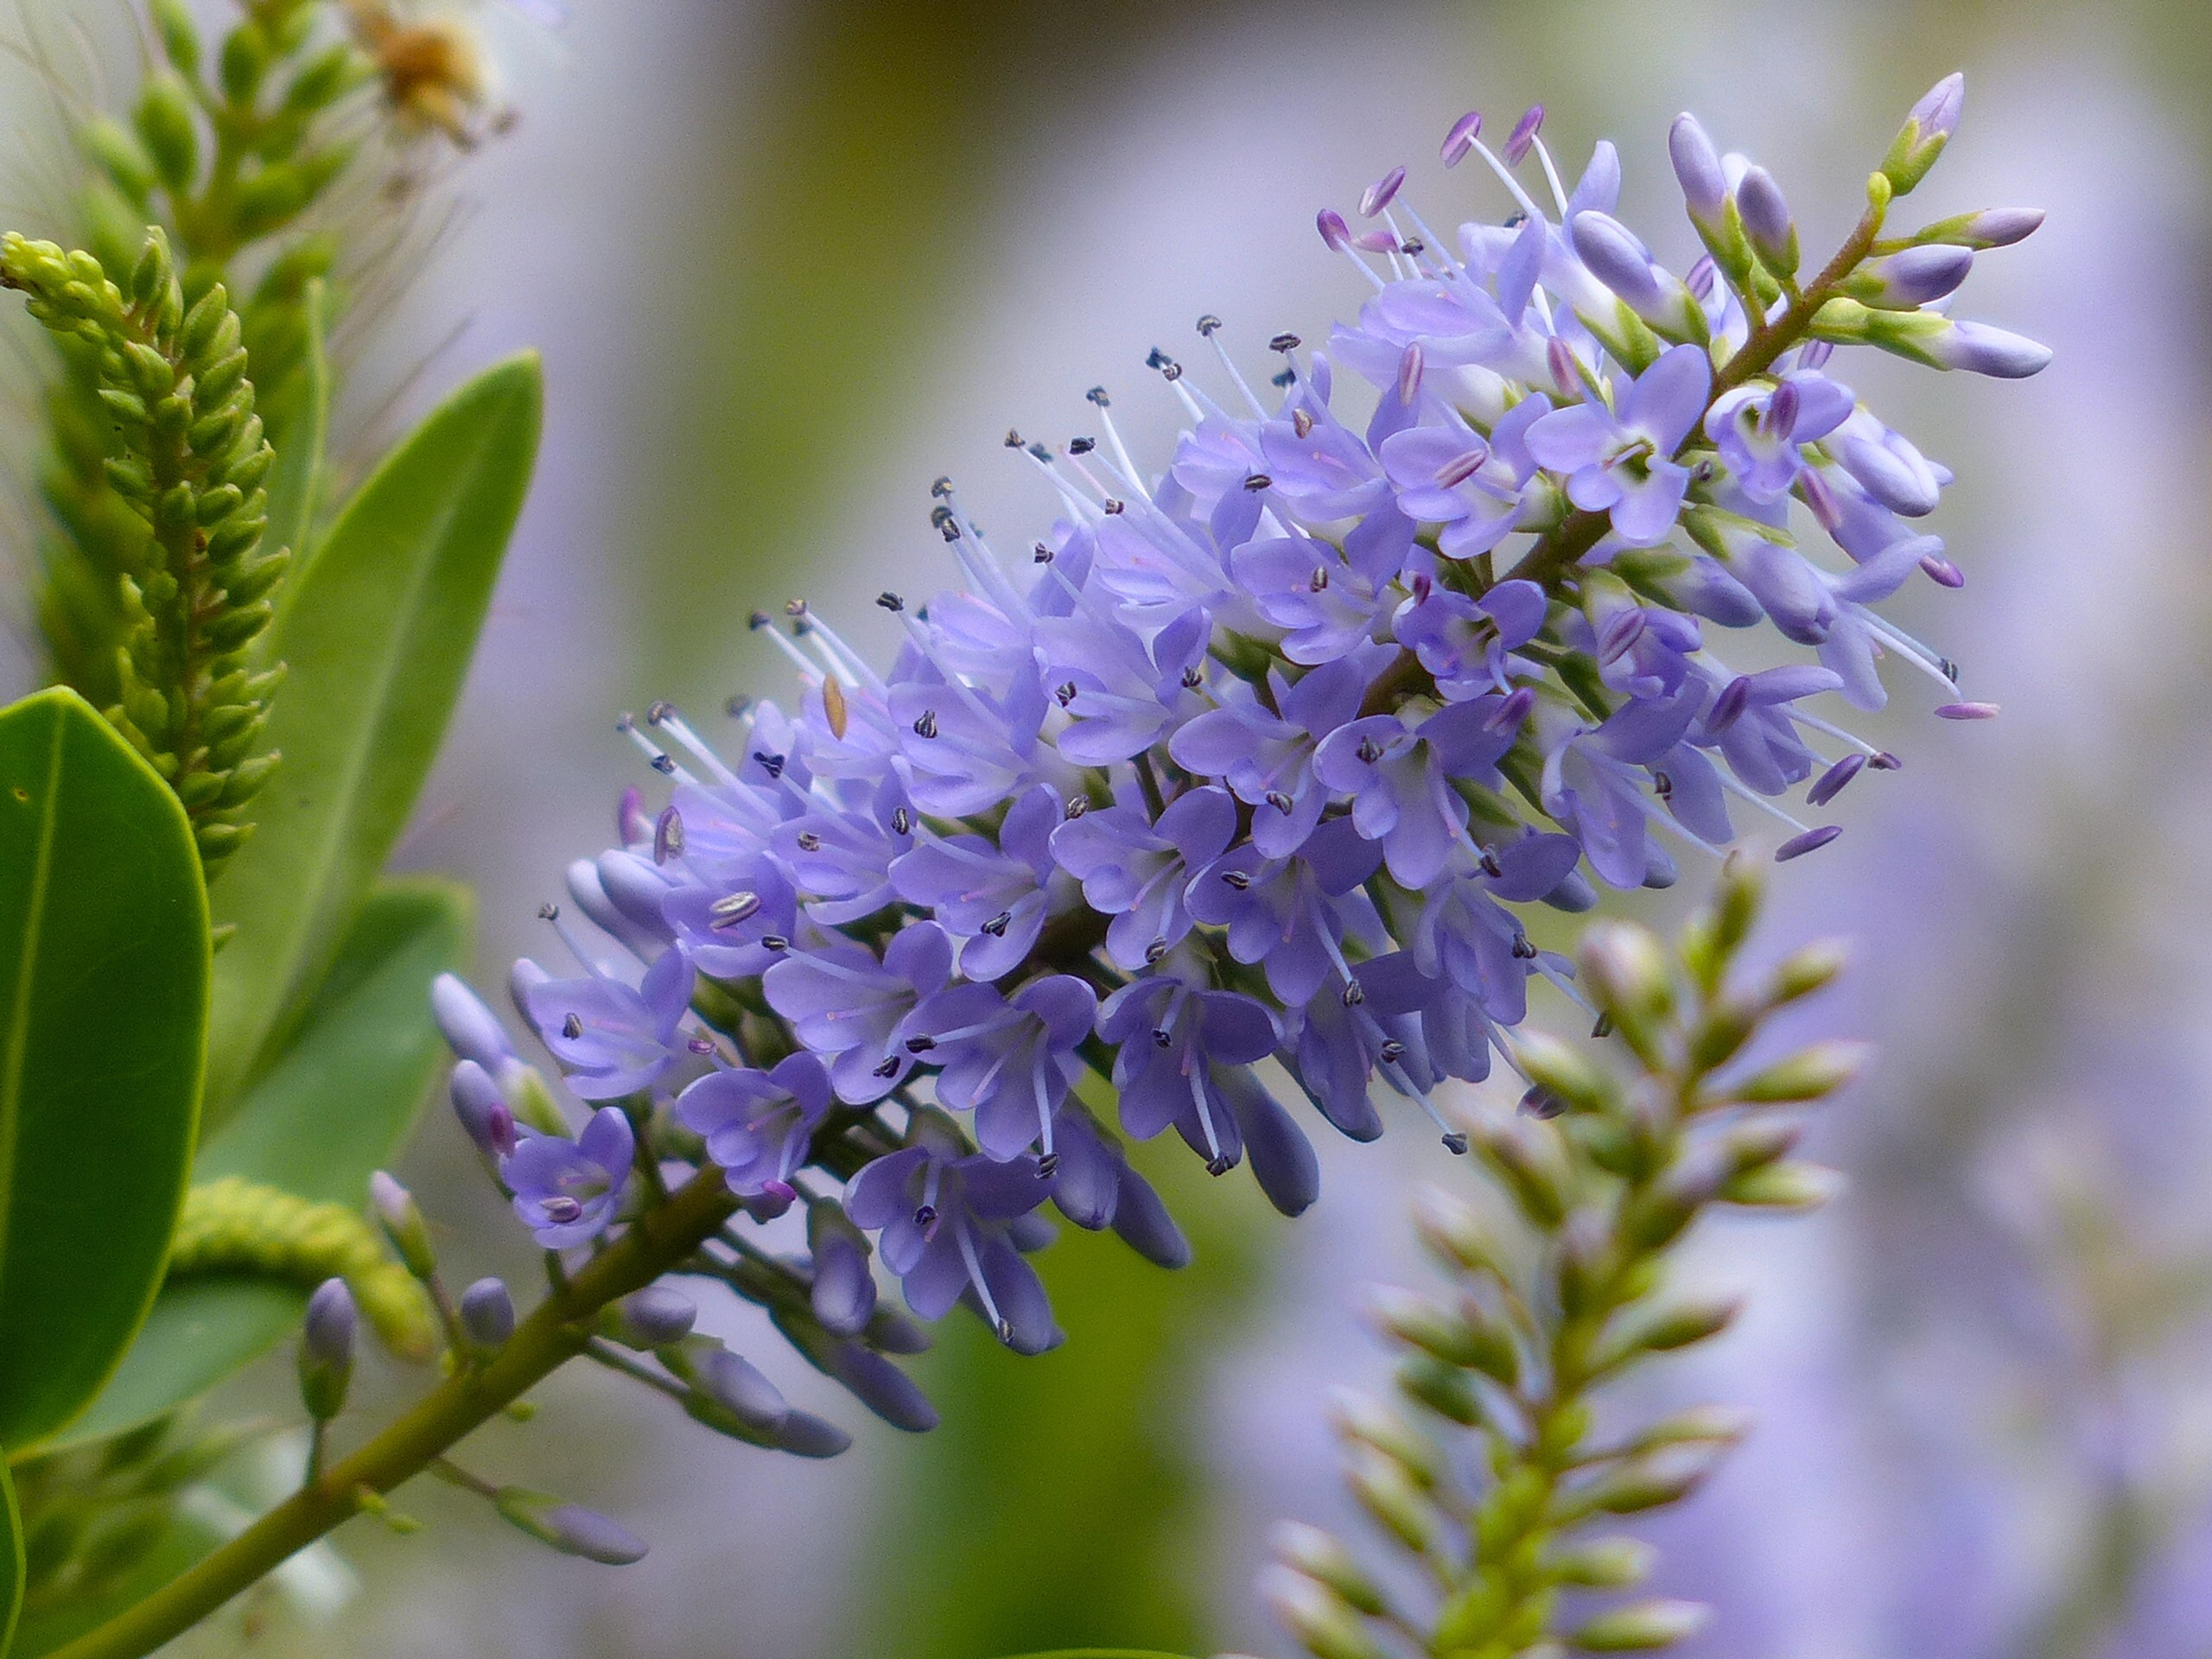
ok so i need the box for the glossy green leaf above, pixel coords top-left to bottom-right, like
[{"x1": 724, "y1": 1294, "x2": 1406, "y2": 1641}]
[
  {"x1": 1, "y1": 1451, "x2": 20, "y2": 1659},
  {"x1": 262, "y1": 276, "x2": 329, "y2": 595},
  {"x1": 52, "y1": 878, "x2": 470, "y2": 1451},
  {"x1": 204, "y1": 353, "x2": 540, "y2": 1123},
  {"x1": 0, "y1": 689, "x2": 208, "y2": 1452}
]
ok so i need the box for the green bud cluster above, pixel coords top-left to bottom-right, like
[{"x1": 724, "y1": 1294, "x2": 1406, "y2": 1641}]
[
  {"x1": 1268, "y1": 859, "x2": 1864, "y2": 1659},
  {"x1": 2, "y1": 227, "x2": 284, "y2": 875},
  {"x1": 168, "y1": 1173, "x2": 438, "y2": 1361}
]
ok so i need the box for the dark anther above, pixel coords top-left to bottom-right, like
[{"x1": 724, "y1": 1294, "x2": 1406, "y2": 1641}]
[
  {"x1": 748, "y1": 609, "x2": 772, "y2": 630},
  {"x1": 906, "y1": 1035, "x2": 937, "y2": 1054},
  {"x1": 930, "y1": 476, "x2": 954, "y2": 499},
  {"x1": 1592, "y1": 1011, "x2": 1615, "y2": 1039},
  {"x1": 929, "y1": 505, "x2": 957, "y2": 537},
  {"x1": 1511, "y1": 934, "x2": 1538, "y2": 959},
  {"x1": 1653, "y1": 770, "x2": 1674, "y2": 799},
  {"x1": 538, "y1": 902, "x2": 561, "y2": 920},
  {"x1": 726, "y1": 696, "x2": 751, "y2": 717},
  {"x1": 1440, "y1": 1131, "x2": 1469, "y2": 1154},
  {"x1": 1068, "y1": 436, "x2": 1096, "y2": 455},
  {"x1": 1478, "y1": 848, "x2": 1503, "y2": 879},
  {"x1": 1341, "y1": 980, "x2": 1364, "y2": 1007},
  {"x1": 1055, "y1": 682, "x2": 1077, "y2": 707},
  {"x1": 761, "y1": 935, "x2": 791, "y2": 952},
  {"x1": 995, "y1": 1319, "x2": 1014, "y2": 1344},
  {"x1": 913, "y1": 709, "x2": 938, "y2": 739},
  {"x1": 1027, "y1": 442, "x2": 1051, "y2": 461},
  {"x1": 1400, "y1": 237, "x2": 1426, "y2": 256},
  {"x1": 892, "y1": 806, "x2": 913, "y2": 836},
  {"x1": 1939, "y1": 658, "x2": 1961, "y2": 684},
  {"x1": 1264, "y1": 790, "x2": 1294, "y2": 814},
  {"x1": 981, "y1": 912, "x2": 1012, "y2": 938},
  {"x1": 651, "y1": 753, "x2": 676, "y2": 775},
  {"x1": 753, "y1": 750, "x2": 786, "y2": 779},
  {"x1": 1519, "y1": 1085, "x2": 1566, "y2": 1121},
  {"x1": 1310, "y1": 565, "x2": 1331, "y2": 591},
  {"x1": 1221, "y1": 870, "x2": 1252, "y2": 891},
  {"x1": 709, "y1": 891, "x2": 761, "y2": 927},
  {"x1": 1152, "y1": 1028, "x2": 1173, "y2": 1048},
  {"x1": 1147, "y1": 347, "x2": 1184, "y2": 381},
  {"x1": 1357, "y1": 738, "x2": 1382, "y2": 764},
  {"x1": 796, "y1": 831, "x2": 823, "y2": 853},
  {"x1": 1871, "y1": 751, "x2": 1903, "y2": 771},
  {"x1": 1503, "y1": 209, "x2": 1528, "y2": 228},
  {"x1": 874, "y1": 1056, "x2": 902, "y2": 1079},
  {"x1": 1037, "y1": 1152, "x2": 1060, "y2": 1178},
  {"x1": 562, "y1": 1013, "x2": 583, "y2": 1039},
  {"x1": 1086, "y1": 385, "x2": 1110, "y2": 407},
  {"x1": 656, "y1": 808, "x2": 684, "y2": 860},
  {"x1": 1205, "y1": 1153, "x2": 1236, "y2": 1176},
  {"x1": 1243, "y1": 473, "x2": 1273, "y2": 492},
  {"x1": 1005, "y1": 429, "x2": 1025, "y2": 448},
  {"x1": 1271, "y1": 368, "x2": 1295, "y2": 387},
  {"x1": 1145, "y1": 937, "x2": 1169, "y2": 964},
  {"x1": 1181, "y1": 666, "x2": 1204, "y2": 690},
  {"x1": 1293, "y1": 408, "x2": 1314, "y2": 438},
  {"x1": 1065, "y1": 797, "x2": 1090, "y2": 819},
  {"x1": 913, "y1": 1204, "x2": 938, "y2": 1229},
  {"x1": 1103, "y1": 499, "x2": 1125, "y2": 514},
  {"x1": 785, "y1": 599, "x2": 810, "y2": 618},
  {"x1": 1033, "y1": 542, "x2": 1054, "y2": 563},
  {"x1": 1269, "y1": 333, "x2": 1301, "y2": 353},
  {"x1": 1197, "y1": 315, "x2": 1223, "y2": 336},
  {"x1": 646, "y1": 699, "x2": 675, "y2": 726},
  {"x1": 877, "y1": 591, "x2": 905, "y2": 612}
]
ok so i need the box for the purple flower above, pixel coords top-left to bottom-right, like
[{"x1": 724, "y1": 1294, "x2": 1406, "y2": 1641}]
[
  {"x1": 519, "y1": 948, "x2": 694, "y2": 1102},
  {"x1": 504, "y1": 1108, "x2": 635, "y2": 1248},
  {"x1": 1234, "y1": 518, "x2": 1411, "y2": 666},
  {"x1": 1411, "y1": 831, "x2": 1583, "y2": 1022},
  {"x1": 659, "y1": 859, "x2": 800, "y2": 982},
  {"x1": 677, "y1": 1052, "x2": 835, "y2": 1198},
  {"x1": 1376, "y1": 397, "x2": 1551, "y2": 558},
  {"x1": 1187, "y1": 817, "x2": 1384, "y2": 1004},
  {"x1": 844, "y1": 1127, "x2": 1060, "y2": 1352},
  {"x1": 906, "y1": 975, "x2": 1098, "y2": 1161},
  {"x1": 1705, "y1": 372, "x2": 1854, "y2": 503},
  {"x1": 891, "y1": 785, "x2": 1075, "y2": 981},
  {"x1": 1312, "y1": 697, "x2": 1517, "y2": 887},
  {"x1": 1098, "y1": 975, "x2": 1298, "y2": 1192},
  {"x1": 1393, "y1": 577, "x2": 1547, "y2": 699},
  {"x1": 1048, "y1": 785, "x2": 1236, "y2": 969},
  {"x1": 1170, "y1": 651, "x2": 1382, "y2": 855},
  {"x1": 1525, "y1": 343, "x2": 1711, "y2": 544},
  {"x1": 764, "y1": 923, "x2": 954, "y2": 1103}
]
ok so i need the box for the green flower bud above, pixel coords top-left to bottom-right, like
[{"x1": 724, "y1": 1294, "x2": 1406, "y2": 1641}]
[
  {"x1": 219, "y1": 22, "x2": 270, "y2": 106},
  {"x1": 296, "y1": 1276, "x2": 356, "y2": 1421},
  {"x1": 150, "y1": 0, "x2": 200, "y2": 73},
  {"x1": 1474, "y1": 1117, "x2": 1567, "y2": 1229},
  {"x1": 1548, "y1": 1535, "x2": 1656, "y2": 1588},
  {"x1": 1516, "y1": 1027, "x2": 1622, "y2": 1116},
  {"x1": 368, "y1": 1170, "x2": 436, "y2": 1279},
  {"x1": 1578, "y1": 921, "x2": 1675, "y2": 1060},
  {"x1": 1270, "y1": 1521, "x2": 1389, "y2": 1617},
  {"x1": 1727, "y1": 1039, "x2": 1871, "y2": 1103},
  {"x1": 1264, "y1": 1567, "x2": 1387, "y2": 1659},
  {"x1": 1329, "y1": 1388, "x2": 1441, "y2": 1488},
  {"x1": 1394, "y1": 1354, "x2": 1485, "y2": 1427},
  {"x1": 1409, "y1": 1185, "x2": 1505, "y2": 1277},
  {"x1": 81, "y1": 117, "x2": 157, "y2": 203},
  {"x1": 1624, "y1": 1294, "x2": 1740, "y2": 1353},
  {"x1": 1766, "y1": 938, "x2": 1848, "y2": 1005},
  {"x1": 1571, "y1": 1599, "x2": 1711, "y2": 1651},
  {"x1": 134, "y1": 71, "x2": 200, "y2": 194},
  {"x1": 1719, "y1": 1160, "x2": 1844, "y2": 1211},
  {"x1": 1345, "y1": 1446, "x2": 1435, "y2": 1553}
]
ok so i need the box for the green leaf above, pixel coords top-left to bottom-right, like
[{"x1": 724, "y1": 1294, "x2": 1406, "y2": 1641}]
[
  {"x1": 0, "y1": 690, "x2": 207, "y2": 1452},
  {"x1": 1, "y1": 1451, "x2": 20, "y2": 1659},
  {"x1": 262, "y1": 276, "x2": 329, "y2": 593},
  {"x1": 50, "y1": 878, "x2": 470, "y2": 1451},
  {"x1": 992, "y1": 1651, "x2": 1198, "y2": 1657},
  {"x1": 203, "y1": 353, "x2": 540, "y2": 1124}
]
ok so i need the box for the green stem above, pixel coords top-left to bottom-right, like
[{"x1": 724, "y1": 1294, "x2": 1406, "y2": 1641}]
[{"x1": 49, "y1": 1170, "x2": 740, "y2": 1659}]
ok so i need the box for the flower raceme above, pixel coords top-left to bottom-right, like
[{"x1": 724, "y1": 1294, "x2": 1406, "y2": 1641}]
[{"x1": 432, "y1": 77, "x2": 2041, "y2": 1419}]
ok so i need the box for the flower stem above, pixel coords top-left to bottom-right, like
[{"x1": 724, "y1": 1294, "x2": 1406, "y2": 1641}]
[{"x1": 48, "y1": 1170, "x2": 740, "y2": 1659}]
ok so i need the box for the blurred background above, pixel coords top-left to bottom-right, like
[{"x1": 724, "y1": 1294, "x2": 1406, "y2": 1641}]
[{"x1": 10, "y1": 0, "x2": 2212, "y2": 1654}]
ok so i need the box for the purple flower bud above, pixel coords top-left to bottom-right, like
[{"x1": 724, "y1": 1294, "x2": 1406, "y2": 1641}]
[
  {"x1": 1806, "y1": 753, "x2": 1866, "y2": 807},
  {"x1": 369, "y1": 1171, "x2": 435, "y2": 1278},
  {"x1": 823, "y1": 1342, "x2": 938, "y2": 1432},
  {"x1": 1919, "y1": 551, "x2": 1965, "y2": 588},
  {"x1": 450, "y1": 1060, "x2": 517, "y2": 1159},
  {"x1": 1316, "y1": 208, "x2": 1351, "y2": 251},
  {"x1": 1503, "y1": 104, "x2": 1544, "y2": 164},
  {"x1": 702, "y1": 1349, "x2": 790, "y2": 1434},
  {"x1": 1956, "y1": 207, "x2": 2043, "y2": 248},
  {"x1": 1359, "y1": 165, "x2": 1406, "y2": 218},
  {"x1": 605, "y1": 1286, "x2": 696, "y2": 1349},
  {"x1": 772, "y1": 1410, "x2": 853, "y2": 1459},
  {"x1": 1736, "y1": 166, "x2": 1796, "y2": 272},
  {"x1": 459, "y1": 1277, "x2": 515, "y2": 1355},
  {"x1": 1909, "y1": 72, "x2": 1965, "y2": 143},
  {"x1": 809, "y1": 1218, "x2": 876, "y2": 1338},
  {"x1": 1863, "y1": 245, "x2": 1973, "y2": 306},
  {"x1": 1669, "y1": 112, "x2": 1726, "y2": 220},
  {"x1": 1440, "y1": 110, "x2": 1483, "y2": 167},
  {"x1": 1570, "y1": 212, "x2": 1661, "y2": 307},
  {"x1": 299, "y1": 1277, "x2": 356, "y2": 1421},
  {"x1": 1924, "y1": 320, "x2": 2051, "y2": 378},
  {"x1": 1936, "y1": 701, "x2": 1999, "y2": 720},
  {"x1": 494, "y1": 1488, "x2": 648, "y2": 1565},
  {"x1": 1776, "y1": 825, "x2": 1842, "y2": 861},
  {"x1": 431, "y1": 973, "x2": 514, "y2": 1070}
]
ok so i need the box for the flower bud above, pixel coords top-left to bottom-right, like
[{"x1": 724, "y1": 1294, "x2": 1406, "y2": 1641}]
[
  {"x1": 1735, "y1": 165, "x2": 1798, "y2": 277},
  {"x1": 1345, "y1": 1446, "x2": 1435, "y2": 1553},
  {"x1": 770, "y1": 1410, "x2": 853, "y2": 1459},
  {"x1": 1394, "y1": 1354, "x2": 1484, "y2": 1427},
  {"x1": 1882, "y1": 72, "x2": 1964, "y2": 194},
  {"x1": 458, "y1": 1277, "x2": 515, "y2": 1357},
  {"x1": 1270, "y1": 1521, "x2": 1388, "y2": 1617},
  {"x1": 368, "y1": 1171, "x2": 435, "y2": 1279},
  {"x1": 431, "y1": 973, "x2": 514, "y2": 1070},
  {"x1": 495, "y1": 1058, "x2": 573, "y2": 1138},
  {"x1": 1572, "y1": 1599, "x2": 1712, "y2": 1651},
  {"x1": 1472, "y1": 1117, "x2": 1567, "y2": 1229},
  {"x1": 1627, "y1": 1294, "x2": 1741, "y2": 1353},
  {"x1": 1720, "y1": 1160, "x2": 1845, "y2": 1210},
  {"x1": 1514, "y1": 1028, "x2": 1621, "y2": 1116},
  {"x1": 1578, "y1": 922, "x2": 1675, "y2": 1058},
  {"x1": 1630, "y1": 1403, "x2": 1754, "y2": 1452},
  {"x1": 134, "y1": 71, "x2": 199, "y2": 194},
  {"x1": 701, "y1": 1349, "x2": 789, "y2": 1434},
  {"x1": 1328, "y1": 1387, "x2": 1441, "y2": 1488},
  {"x1": 1847, "y1": 244, "x2": 1974, "y2": 308},
  {"x1": 1668, "y1": 113, "x2": 1726, "y2": 226},
  {"x1": 297, "y1": 1277, "x2": 356, "y2": 1421},
  {"x1": 1914, "y1": 207, "x2": 2043, "y2": 250},
  {"x1": 493, "y1": 1487, "x2": 648, "y2": 1565},
  {"x1": 1263, "y1": 1565, "x2": 1388, "y2": 1659},
  {"x1": 1728, "y1": 1039, "x2": 1871, "y2": 1103},
  {"x1": 1548, "y1": 1535, "x2": 1656, "y2": 1588},
  {"x1": 823, "y1": 1341, "x2": 938, "y2": 1432},
  {"x1": 1767, "y1": 938, "x2": 1848, "y2": 1004},
  {"x1": 1685, "y1": 992, "x2": 1760, "y2": 1074},
  {"x1": 449, "y1": 1060, "x2": 517, "y2": 1159},
  {"x1": 1921, "y1": 318, "x2": 2052, "y2": 378},
  {"x1": 1571, "y1": 212, "x2": 1662, "y2": 308},
  {"x1": 1409, "y1": 1185, "x2": 1503, "y2": 1276},
  {"x1": 808, "y1": 1205, "x2": 876, "y2": 1337},
  {"x1": 601, "y1": 1286, "x2": 696, "y2": 1350}
]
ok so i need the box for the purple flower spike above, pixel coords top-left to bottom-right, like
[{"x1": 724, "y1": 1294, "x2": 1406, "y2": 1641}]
[
  {"x1": 503, "y1": 1107, "x2": 635, "y2": 1248},
  {"x1": 1440, "y1": 110, "x2": 1483, "y2": 166},
  {"x1": 1936, "y1": 701, "x2": 2000, "y2": 720},
  {"x1": 1317, "y1": 208, "x2": 1351, "y2": 251},
  {"x1": 1775, "y1": 825, "x2": 1843, "y2": 861},
  {"x1": 1503, "y1": 104, "x2": 1544, "y2": 164},
  {"x1": 677, "y1": 1052, "x2": 834, "y2": 1197},
  {"x1": 1360, "y1": 165, "x2": 1407, "y2": 218}
]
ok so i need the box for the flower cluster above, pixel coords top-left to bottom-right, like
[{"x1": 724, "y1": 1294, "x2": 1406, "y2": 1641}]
[{"x1": 433, "y1": 76, "x2": 2042, "y2": 1397}]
